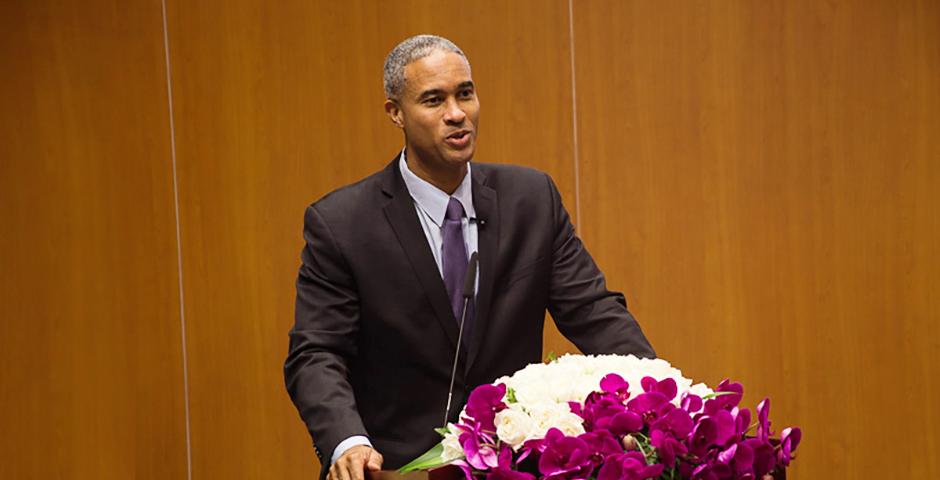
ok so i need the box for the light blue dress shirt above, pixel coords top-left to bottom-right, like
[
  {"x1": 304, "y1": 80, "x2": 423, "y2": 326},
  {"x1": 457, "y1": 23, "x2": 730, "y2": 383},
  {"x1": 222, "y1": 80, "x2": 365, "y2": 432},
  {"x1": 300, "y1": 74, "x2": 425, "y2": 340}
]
[{"x1": 331, "y1": 150, "x2": 479, "y2": 465}]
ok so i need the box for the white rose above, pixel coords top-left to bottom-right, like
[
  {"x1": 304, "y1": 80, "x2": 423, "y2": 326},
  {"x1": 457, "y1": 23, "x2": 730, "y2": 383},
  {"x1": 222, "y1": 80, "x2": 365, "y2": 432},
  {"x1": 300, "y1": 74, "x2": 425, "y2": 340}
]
[
  {"x1": 495, "y1": 406, "x2": 535, "y2": 448},
  {"x1": 553, "y1": 410, "x2": 587, "y2": 437},
  {"x1": 441, "y1": 427, "x2": 464, "y2": 462},
  {"x1": 527, "y1": 403, "x2": 585, "y2": 440}
]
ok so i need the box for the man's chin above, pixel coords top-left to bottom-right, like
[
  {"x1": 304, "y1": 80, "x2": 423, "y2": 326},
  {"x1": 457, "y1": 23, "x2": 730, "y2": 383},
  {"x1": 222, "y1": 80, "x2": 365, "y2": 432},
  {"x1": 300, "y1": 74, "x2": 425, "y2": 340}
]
[{"x1": 443, "y1": 147, "x2": 475, "y2": 166}]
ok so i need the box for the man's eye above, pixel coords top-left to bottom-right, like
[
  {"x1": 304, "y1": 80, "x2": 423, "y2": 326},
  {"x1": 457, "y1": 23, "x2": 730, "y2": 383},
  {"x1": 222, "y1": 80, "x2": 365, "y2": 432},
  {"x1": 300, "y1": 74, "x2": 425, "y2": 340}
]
[
  {"x1": 459, "y1": 90, "x2": 474, "y2": 98},
  {"x1": 425, "y1": 97, "x2": 442, "y2": 105}
]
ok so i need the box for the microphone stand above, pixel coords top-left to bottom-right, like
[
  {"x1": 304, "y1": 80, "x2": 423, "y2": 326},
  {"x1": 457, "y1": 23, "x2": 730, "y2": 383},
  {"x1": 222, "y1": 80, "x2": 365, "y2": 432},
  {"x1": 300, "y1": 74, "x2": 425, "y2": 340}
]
[{"x1": 444, "y1": 251, "x2": 478, "y2": 427}]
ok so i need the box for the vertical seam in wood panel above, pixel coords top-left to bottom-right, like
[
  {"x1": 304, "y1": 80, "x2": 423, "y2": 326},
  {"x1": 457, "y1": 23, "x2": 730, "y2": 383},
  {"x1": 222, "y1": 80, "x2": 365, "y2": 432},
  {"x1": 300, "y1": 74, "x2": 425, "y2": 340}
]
[
  {"x1": 567, "y1": 0, "x2": 583, "y2": 235},
  {"x1": 160, "y1": 0, "x2": 193, "y2": 478}
]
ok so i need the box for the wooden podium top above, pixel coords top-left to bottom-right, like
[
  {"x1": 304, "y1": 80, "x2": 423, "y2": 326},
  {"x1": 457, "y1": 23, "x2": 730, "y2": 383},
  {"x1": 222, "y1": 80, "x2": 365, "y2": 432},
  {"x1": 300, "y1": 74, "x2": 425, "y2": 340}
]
[
  {"x1": 367, "y1": 466, "x2": 460, "y2": 480},
  {"x1": 367, "y1": 471, "x2": 427, "y2": 480}
]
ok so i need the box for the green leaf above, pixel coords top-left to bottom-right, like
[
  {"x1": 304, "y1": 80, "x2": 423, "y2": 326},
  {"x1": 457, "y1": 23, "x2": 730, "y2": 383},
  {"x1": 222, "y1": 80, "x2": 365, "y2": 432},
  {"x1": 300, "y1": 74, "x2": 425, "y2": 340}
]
[
  {"x1": 397, "y1": 442, "x2": 448, "y2": 473},
  {"x1": 506, "y1": 387, "x2": 518, "y2": 403},
  {"x1": 434, "y1": 427, "x2": 450, "y2": 437},
  {"x1": 545, "y1": 352, "x2": 558, "y2": 363},
  {"x1": 701, "y1": 391, "x2": 737, "y2": 400}
]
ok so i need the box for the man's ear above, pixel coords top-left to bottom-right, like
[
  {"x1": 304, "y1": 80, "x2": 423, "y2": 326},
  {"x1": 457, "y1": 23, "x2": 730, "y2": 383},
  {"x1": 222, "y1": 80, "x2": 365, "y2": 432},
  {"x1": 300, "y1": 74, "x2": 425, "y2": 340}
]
[{"x1": 384, "y1": 99, "x2": 404, "y2": 129}]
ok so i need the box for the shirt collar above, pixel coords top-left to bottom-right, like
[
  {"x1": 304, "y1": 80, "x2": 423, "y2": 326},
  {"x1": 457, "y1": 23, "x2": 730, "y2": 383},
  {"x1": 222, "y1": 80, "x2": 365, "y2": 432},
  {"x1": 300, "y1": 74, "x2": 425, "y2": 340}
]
[{"x1": 398, "y1": 149, "x2": 476, "y2": 227}]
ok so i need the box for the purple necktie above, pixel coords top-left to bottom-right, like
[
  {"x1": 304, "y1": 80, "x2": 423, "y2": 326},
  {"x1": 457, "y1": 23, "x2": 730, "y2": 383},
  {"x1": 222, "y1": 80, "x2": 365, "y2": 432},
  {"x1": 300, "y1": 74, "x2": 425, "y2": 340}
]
[{"x1": 442, "y1": 197, "x2": 474, "y2": 335}]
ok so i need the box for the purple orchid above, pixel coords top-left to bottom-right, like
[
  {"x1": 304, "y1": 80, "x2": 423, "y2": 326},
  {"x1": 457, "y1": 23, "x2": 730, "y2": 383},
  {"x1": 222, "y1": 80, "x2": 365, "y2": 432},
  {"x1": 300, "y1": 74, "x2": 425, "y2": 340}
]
[
  {"x1": 597, "y1": 452, "x2": 664, "y2": 480},
  {"x1": 460, "y1": 429, "x2": 499, "y2": 470},
  {"x1": 711, "y1": 409, "x2": 737, "y2": 447},
  {"x1": 777, "y1": 427, "x2": 802, "y2": 466},
  {"x1": 651, "y1": 408, "x2": 694, "y2": 438},
  {"x1": 486, "y1": 466, "x2": 534, "y2": 480},
  {"x1": 718, "y1": 442, "x2": 758, "y2": 477},
  {"x1": 687, "y1": 416, "x2": 719, "y2": 458},
  {"x1": 466, "y1": 383, "x2": 507, "y2": 432},
  {"x1": 486, "y1": 446, "x2": 536, "y2": 480},
  {"x1": 731, "y1": 407, "x2": 752, "y2": 439},
  {"x1": 511, "y1": 438, "x2": 542, "y2": 468},
  {"x1": 626, "y1": 391, "x2": 672, "y2": 427},
  {"x1": 453, "y1": 416, "x2": 497, "y2": 446},
  {"x1": 451, "y1": 459, "x2": 474, "y2": 480},
  {"x1": 641, "y1": 376, "x2": 678, "y2": 401},
  {"x1": 434, "y1": 372, "x2": 801, "y2": 480},
  {"x1": 623, "y1": 377, "x2": 682, "y2": 428},
  {"x1": 648, "y1": 408, "x2": 693, "y2": 466},
  {"x1": 704, "y1": 379, "x2": 744, "y2": 415},
  {"x1": 455, "y1": 414, "x2": 499, "y2": 471},
  {"x1": 600, "y1": 373, "x2": 632, "y2": 402},
  {"x1": 577, "y1": 429, "x2": 622, "y2": 466},
  {"x1": 650, "y1": 428, "x2": 688, "y2": 468},
  {"x1": 756, "y1": 398, "x2": 772, "y2": 443},
  {"x1": 606, "y1": 411, "x2": 645, "y2": 437},
  {"x1": 690, "y1": 460, "x2": 732, "y2": 480},
  {"x1": 576, "y1": 390, "x2": 643, "y2": 436},
  {"x1": 741, "y1": 437, "x2": 776, "y2": 477},
  {"x1": 578, "y1": 392, "x2": 625, "y2": 427},
  {"x1": 537, "y1": 428, "x2": 594, "y2": 480},
  {"x1": 680, "y1": 391, "x2": 704, "y2": 415}
]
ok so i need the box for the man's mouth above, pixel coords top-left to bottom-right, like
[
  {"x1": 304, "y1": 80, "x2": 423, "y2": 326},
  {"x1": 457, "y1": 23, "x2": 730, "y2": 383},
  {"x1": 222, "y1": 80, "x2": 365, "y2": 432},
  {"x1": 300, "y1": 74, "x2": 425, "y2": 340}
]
[{"x1": 445, "y1": 130, "x2": 472, "y2": 148}]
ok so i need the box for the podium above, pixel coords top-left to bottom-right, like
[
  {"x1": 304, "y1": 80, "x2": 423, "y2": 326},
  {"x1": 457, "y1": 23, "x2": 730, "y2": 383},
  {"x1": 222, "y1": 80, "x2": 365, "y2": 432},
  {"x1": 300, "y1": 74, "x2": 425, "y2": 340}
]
[{"x1": 368, "y1": 467, "x2": 460, "y2": 480}]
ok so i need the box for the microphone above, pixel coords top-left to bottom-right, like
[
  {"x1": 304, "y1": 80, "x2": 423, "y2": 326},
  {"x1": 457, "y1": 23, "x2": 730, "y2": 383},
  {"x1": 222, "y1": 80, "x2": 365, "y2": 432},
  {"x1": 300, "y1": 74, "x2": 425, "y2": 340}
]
[{"x1": 444, "y1": 251, "x2": 478, "y2": 427}]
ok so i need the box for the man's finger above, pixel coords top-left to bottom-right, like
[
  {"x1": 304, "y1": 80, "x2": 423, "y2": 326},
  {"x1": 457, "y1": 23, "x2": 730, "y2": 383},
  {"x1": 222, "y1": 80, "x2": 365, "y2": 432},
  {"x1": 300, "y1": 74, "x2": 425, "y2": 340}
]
[
  {"x1": 365, "y1": 449, "x2": 383, "y2": 472},
  {"x1": 332, "y1": 445, "x2": 377, "y2": 480},
  {"x1": 335, "y1": 458, "x2": 353, "y2": 480},
  {"x1": 347, "y1": 449, "x2": 369, "y2": 480}
]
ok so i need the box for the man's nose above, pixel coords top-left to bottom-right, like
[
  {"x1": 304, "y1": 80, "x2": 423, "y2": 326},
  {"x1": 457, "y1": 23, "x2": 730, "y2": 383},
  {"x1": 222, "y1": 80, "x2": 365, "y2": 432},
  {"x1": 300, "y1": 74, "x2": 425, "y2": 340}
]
[{"x1": 443, "y1": 98, "x2": 466, "y2": 124}]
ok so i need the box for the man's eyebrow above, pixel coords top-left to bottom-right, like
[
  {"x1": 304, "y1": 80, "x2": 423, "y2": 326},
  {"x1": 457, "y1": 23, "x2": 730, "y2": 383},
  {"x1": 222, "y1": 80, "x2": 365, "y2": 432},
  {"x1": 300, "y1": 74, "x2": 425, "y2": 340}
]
[
  {"x1": 416, "y1": 82, "x2": 475, "y2": 101},
  {"x1": 417, "y1": 88, "x2": 446, "y2": 101}
]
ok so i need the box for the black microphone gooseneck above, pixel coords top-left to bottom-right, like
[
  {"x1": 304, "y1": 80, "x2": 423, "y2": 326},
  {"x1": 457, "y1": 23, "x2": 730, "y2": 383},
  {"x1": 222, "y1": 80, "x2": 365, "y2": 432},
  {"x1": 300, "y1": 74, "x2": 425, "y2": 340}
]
[{"x1": 443, "y1": 251, "x2": 478, "y2": 426}]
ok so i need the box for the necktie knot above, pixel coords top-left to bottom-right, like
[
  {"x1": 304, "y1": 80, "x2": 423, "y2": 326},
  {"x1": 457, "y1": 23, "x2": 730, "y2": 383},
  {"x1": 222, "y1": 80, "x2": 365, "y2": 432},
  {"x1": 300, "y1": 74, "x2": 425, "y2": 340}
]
[{"x1": 445, "y1": 197, "x2": 465, "y2": 221}]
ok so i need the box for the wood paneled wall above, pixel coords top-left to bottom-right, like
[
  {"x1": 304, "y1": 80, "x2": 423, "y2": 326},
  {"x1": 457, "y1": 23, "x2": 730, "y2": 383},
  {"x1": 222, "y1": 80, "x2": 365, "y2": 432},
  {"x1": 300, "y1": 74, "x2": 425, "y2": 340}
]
[
  {"x1": 573, "y1": 1, "x2": 940, "y2": 478},
  {"x1": 0, "y1": 1, "x2": 188, "y2": 478},
  {"x1": 2, "y1": 0, "x2": 937, "y2": 478}
]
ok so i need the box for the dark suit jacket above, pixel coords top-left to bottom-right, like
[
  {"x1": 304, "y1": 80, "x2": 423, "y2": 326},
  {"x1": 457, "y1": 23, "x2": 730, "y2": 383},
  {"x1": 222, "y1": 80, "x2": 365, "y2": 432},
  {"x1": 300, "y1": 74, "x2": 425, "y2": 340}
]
[{"x1": 284, "y1": 158, "x2": 654, "y2": 476}]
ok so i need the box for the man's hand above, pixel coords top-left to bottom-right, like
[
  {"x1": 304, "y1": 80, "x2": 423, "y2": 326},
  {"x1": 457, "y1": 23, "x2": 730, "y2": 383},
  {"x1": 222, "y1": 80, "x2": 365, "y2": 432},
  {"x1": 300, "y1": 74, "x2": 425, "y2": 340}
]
[{"x1": 328, "y1": 445, "x2": 383, "y2": 480}]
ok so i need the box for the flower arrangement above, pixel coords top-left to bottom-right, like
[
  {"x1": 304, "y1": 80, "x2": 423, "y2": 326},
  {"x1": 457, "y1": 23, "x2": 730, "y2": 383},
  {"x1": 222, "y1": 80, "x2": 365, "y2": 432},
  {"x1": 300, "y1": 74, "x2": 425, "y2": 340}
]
[{"x1": 401, "y1": 354, "x2": 801, "y2": 480}]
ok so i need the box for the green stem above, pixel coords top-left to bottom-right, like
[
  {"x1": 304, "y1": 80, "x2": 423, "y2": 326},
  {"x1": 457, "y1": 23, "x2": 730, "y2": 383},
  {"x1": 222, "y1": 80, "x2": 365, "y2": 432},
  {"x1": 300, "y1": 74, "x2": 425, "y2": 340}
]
[{"x1": 636, "y1": 441, "x2": 649, "y2": 458}]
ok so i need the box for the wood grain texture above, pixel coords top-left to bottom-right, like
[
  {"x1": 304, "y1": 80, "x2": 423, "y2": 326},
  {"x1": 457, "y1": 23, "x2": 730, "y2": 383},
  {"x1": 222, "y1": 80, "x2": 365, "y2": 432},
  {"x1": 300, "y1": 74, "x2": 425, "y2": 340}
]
[
  {"x1": 0, "y1": 1, "x2": 188, "y2": 478},
  {"x1": 573, "y1": 0, "x2": 939, "y2": 477},
  {"x1": 5, "y1": 1, "x2": 935, "y2": 477},
  {"x1": 164, "y1": 1, "x2": 576, "y2": 477}
]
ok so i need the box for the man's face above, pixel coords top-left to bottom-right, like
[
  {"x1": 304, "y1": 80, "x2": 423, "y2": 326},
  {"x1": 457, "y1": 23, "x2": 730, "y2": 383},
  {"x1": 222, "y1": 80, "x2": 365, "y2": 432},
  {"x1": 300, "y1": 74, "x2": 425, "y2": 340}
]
[{"x1": 388, "y1": 50, "x2": 480, "y2": 173}]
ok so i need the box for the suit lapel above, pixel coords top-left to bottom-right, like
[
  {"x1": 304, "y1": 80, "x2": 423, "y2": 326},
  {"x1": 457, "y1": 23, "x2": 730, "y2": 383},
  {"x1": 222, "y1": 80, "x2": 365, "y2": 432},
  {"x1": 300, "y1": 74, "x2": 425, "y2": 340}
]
[
  {"x1": 380, "y1": 160, "x2": 459, "y2": 348},
  {"x1": 466, "y1": 166, "x2": 498, "y2": 372}
]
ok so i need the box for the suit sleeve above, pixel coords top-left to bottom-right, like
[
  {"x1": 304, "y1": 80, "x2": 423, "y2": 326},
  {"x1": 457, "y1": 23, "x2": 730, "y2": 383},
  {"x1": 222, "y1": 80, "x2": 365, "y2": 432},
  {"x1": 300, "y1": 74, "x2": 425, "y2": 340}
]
[
  {"x1": 284, "y1": 203, "x2": 368, "y2": 465},
  {"x1": 543, "y1": 174, "x2": 656, "y2": 358}
]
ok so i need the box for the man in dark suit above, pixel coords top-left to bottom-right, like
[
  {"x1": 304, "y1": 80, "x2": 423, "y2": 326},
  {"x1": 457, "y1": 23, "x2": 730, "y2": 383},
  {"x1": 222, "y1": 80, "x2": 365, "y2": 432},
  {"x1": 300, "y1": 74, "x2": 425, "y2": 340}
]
[{"x1": 284, "y1": 35, "x2": 655, "y2": 480}]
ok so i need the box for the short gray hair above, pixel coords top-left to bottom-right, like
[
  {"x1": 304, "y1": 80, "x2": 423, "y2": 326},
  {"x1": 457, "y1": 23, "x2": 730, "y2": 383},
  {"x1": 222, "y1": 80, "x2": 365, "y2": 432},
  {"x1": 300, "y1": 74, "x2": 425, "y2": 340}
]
[{"x1": 383, "y1": 34, "x2": 469, "y2": 100}]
